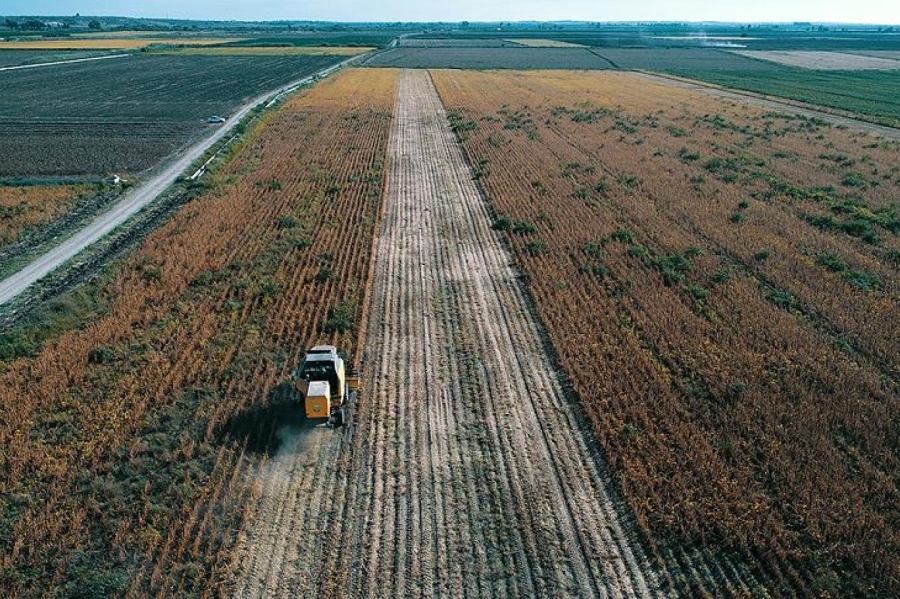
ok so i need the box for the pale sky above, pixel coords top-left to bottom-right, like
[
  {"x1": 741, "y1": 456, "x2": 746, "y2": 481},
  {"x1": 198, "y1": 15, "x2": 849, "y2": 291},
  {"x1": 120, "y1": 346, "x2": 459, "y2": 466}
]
[{"x1": 3, "y1": 1, "x2": 899, "y2": 25}]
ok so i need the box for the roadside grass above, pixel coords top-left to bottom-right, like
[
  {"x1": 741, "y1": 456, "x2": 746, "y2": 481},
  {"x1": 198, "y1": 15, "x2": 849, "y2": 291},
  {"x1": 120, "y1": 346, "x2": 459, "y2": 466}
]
[{"x1": 0, "y1": 266, "x2": 117, "y2": 365}]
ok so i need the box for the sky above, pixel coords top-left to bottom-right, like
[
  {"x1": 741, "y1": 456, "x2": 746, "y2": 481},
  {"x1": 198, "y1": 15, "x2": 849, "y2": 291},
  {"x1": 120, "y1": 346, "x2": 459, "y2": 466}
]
[{"x1": 3, "y1": 0, "x2": 899, "y2": 25}]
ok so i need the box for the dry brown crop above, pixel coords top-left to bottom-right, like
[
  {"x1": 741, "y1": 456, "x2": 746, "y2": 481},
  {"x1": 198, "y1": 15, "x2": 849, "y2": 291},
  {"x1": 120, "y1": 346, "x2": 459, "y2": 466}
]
[
  {"x1": 433, "y1": 68, "x2": 900, "y2": 597},
  {"x1": 0, "y1": 184, "x2": 90, "y2": 247}
]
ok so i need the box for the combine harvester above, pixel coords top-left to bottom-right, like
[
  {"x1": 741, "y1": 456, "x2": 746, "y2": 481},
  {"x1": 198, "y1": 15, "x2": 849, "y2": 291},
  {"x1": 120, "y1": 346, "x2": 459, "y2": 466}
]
[{"x1": 292, "y1": 345, "x2": 360, "y2": 427}]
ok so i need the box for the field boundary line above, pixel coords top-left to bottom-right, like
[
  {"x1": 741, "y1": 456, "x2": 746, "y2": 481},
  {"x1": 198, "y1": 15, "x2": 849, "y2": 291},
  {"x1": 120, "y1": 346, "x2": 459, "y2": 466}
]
[{"x1": 0, "y1": 52, "x2": 129, "y2": 72}]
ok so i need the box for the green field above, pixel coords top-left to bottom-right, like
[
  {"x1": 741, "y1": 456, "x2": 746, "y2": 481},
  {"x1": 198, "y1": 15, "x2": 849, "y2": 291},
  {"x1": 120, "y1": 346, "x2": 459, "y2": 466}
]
[{"x1": 667, "y1": 68, "x2": 900, "y2": 127}]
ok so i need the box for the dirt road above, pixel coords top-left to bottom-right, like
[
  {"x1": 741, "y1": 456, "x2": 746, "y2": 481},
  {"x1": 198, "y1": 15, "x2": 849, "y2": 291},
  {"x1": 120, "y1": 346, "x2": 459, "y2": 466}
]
[
  {"x1": 0, "y1": 55, "x2": 363, "y2": 309},
  {"x1": 231, "y1": 69, "x2": 660, "y2": 598}
]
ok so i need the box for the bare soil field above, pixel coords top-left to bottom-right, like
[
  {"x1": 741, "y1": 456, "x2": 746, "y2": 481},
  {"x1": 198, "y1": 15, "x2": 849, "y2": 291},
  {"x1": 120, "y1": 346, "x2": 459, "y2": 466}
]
[
  {"x1": 363, "y1": 47, "x2": 614, "y2": 69},
  {"x1": 733, "y1": 50, "x2": 900, "y2": 70},
  {"x1": 230, "y1": 68, "x2": 662, "y2": 598},
  {"x1": 0, "y1": 54, "x2": 344, "y2": 176},
  {"x1": 366, "y1": 47, "x2": 778, "y2": 71}
]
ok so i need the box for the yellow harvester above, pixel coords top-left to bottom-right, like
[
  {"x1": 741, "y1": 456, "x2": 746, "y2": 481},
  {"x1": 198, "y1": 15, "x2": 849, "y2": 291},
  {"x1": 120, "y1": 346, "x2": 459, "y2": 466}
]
[{"x1": 292, "y1": 345, "x2": 360, "y2": 427}]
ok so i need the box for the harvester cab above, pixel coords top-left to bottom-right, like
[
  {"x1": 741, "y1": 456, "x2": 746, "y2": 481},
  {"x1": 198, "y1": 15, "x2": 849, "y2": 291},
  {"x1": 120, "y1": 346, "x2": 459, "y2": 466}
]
[{"x1": 292, "y1": 345, "x2": 361, "y2": 427}]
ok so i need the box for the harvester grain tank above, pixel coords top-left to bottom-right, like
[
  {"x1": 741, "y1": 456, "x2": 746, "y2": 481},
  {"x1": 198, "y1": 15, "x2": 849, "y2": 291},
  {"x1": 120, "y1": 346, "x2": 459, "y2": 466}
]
[{"x1": 292, "y1": 345, "x2": 360, "y2": 427}]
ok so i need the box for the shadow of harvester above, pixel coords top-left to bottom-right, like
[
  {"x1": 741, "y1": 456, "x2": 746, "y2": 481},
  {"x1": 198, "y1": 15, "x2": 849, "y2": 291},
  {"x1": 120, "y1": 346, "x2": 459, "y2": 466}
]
[{"x1": 220, "y1": 381, "x2": 304, "y2": 456}]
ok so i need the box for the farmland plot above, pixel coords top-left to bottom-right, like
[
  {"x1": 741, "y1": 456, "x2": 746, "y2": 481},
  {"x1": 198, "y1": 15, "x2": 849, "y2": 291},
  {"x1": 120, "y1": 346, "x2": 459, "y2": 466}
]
[
  {"x1": 433, "y1": 69, "x2": 900, "y2": 597},
  {"x1": 0, "y1": 38, "x2": 240, "y2": 50},
  {"x1": 0, "y1": 54, "x2": 345, "y2": 176},
  {"x1": 589, "y1": 48, "x2": 776, "y2": 71},
  {"x1": 363, "y1": 47, "x2": 614, "y2": 69},
  {"x1": 397, "y1": 37, "x2": 521, "y2": 47},
  {"x1": 663, "y1": 67, "x2": 900, "y2": 126},
  {"x1": 161, "y1": 46, "x2": 373, "y2": 56},
  {"x1": 731, "y1": 50, "x2": 900, "y2": 70},
  {"x1": 512, "y1": 38, "x2": 588, "y2": 48},
  {"x1": 0, "y1": 68, "x2": 395, "y2": 597},
  {"x1": 0, "y1": 49, "x2": 117, "y2": 68}
]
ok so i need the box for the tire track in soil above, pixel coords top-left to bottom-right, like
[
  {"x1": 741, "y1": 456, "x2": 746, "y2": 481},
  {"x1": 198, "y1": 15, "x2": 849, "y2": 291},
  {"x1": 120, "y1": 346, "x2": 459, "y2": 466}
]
[{"x1": 230, "y1": 68, "x2": 662, "y2": 598}]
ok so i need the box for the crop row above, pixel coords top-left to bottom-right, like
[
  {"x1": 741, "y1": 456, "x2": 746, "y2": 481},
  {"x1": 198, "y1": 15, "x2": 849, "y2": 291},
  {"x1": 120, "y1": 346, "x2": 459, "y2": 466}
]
[
  {"x1": 0, "y1": 68, "x2": 397, "y2": 597},
  {"x1": 433, "y1": 69, "x2": 899, "y2": 597}
]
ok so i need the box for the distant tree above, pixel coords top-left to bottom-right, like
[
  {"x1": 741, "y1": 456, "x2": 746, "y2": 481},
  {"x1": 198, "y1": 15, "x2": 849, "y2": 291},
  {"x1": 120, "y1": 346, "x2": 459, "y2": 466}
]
[
  {"x1": 88, "y1": 19, "x2": 101, "y2": 30},
  {"x1": 460, "y1": 21, "x2": 470, "y2": 28},
  {"x1": 22, "y1": 20, "x2": 46, "y2": 30},
  {"x1": 4, "y1": 18, "x2": 19, "y2": 30}
]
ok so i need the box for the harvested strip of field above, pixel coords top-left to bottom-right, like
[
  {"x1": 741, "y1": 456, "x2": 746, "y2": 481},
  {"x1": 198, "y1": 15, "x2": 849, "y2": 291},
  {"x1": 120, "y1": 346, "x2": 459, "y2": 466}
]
[
  {"x1": 0, "y1": 68, "x2": 396, "y2": 597},
  {"x1": 231, "y1": 68, "x2": 660, "y2": 598},
  {"x1": 733, "y1": 50, "x2": 900, "y2": 70},
  {"x1": 161, "y1": 46, "x2": 374, "y2": 56},
  {"x1": 511, "y1": 38, "x2": 587, "y2": 48},
  {"x1": 0, "y1": 184, "x2": 93, "y2": 247},
  {"x1": 432, "y1": 68, "x2": 900, "y2": 597},
  {"x1": 0, "y1": 38, "x2": 242, "y2": 50}
]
